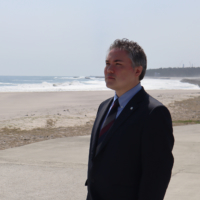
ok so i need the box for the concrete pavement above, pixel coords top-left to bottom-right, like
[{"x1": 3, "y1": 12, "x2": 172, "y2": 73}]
[
  {"x1": 0, "y1": 136, "x2": 90, "y2": 200},
  {"x1": 165, "y1": 124, "x2": 200, "y2": 200},
  {"x1": 0, "y1": 124, "x2": 199, "y2": 199}
]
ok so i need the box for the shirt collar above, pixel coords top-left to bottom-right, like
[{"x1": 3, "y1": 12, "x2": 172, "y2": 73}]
[{"x1": 114, "y1": 83, "x2": 142, "y2": 108}]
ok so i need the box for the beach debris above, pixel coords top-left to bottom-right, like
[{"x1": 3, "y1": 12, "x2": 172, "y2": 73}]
[{"x1": 46, "y1": 119, "x2": 56, "y2": 128}]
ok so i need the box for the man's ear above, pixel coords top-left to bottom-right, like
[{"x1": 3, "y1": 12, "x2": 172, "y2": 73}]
[{"x1": 134, "y1": 66, "x2": 143, "y2": 78}]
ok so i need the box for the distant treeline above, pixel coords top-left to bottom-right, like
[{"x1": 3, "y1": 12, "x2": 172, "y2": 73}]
[{"x1": 146, "y1": 67, "x2": 200, "y2": 77}]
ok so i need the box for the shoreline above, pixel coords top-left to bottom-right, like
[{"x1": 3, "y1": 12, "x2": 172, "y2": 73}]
[{"x1": 0, "y1": 90, "x2": 200, "y2": 150}]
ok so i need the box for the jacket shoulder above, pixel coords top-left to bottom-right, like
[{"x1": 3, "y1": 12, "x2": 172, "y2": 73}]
[
  {"x1": 135, "y1": 88, "x2": 165, "y2": 112},
  {"x1": 145, "y1": 92, "x2": 166, "y2": 111}
]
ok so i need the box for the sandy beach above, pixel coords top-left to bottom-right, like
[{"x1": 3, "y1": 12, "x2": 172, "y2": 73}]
[{"x1": 0, "y1": 89, "x2": 200, "y2": 150}]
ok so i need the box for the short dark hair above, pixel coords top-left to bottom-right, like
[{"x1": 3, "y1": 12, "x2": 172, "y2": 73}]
[{"x1": 109, "y1": 38, "x2": 147, "y2": 80}]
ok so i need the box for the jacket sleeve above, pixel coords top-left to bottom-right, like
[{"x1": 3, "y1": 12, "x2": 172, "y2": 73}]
[
  {"x1": 138, "y1": 106, "x2": 174, "y2": 200},
  {"x1": 85, "y1": 103, "x2": 103, "y2": 187}
]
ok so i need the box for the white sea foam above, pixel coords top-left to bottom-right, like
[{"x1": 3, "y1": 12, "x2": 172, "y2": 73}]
[
  {"x1": 141, "y1": 78, "x2": 200, "y2": 90},
  {"x1": 0, "y1": 77, "x2": 199, "y2": 92}
]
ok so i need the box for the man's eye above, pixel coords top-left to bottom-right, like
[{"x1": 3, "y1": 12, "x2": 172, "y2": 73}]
[{"x1": 116, "y1": 63, "x2": 121, "y2": 65}]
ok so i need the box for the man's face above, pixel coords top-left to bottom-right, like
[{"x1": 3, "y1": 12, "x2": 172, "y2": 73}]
[{"x1": 104, "y1": 48, "x2": 141, "y2": 97}]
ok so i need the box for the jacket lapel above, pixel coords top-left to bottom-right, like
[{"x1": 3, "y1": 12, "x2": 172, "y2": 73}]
[
  {"x1": 94, "y1": 88, "x2": 147, "y2": 158},
  {"x1": 90, "y1": 97, "x2": 113, "y2": 159}
]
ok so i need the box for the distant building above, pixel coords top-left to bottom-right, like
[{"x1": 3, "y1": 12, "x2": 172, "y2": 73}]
[{"x1": 154, "y1": 72, "x2": 160, "y2": 77}]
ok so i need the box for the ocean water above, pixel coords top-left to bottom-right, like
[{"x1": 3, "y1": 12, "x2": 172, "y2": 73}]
[{"x1": 0, "y1": 76, "x2": 199, "y2": 92}]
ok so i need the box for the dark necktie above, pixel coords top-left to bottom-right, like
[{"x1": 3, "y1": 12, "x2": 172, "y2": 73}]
[{"x1": 98, "y1": 98, "x2": 119, "y2": 144}]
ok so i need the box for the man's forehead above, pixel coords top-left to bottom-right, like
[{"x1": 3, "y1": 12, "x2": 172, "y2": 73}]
[{"x1": 106, "y1": 48, "x2": 129, "y2": 61}]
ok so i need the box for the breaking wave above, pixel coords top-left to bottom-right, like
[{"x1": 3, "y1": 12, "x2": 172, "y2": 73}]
[{"x1": 0, "y1": 76, "x2": 199, "y2": 92}]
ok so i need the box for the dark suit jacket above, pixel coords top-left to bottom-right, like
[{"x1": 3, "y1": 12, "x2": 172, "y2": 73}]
[{"x1": 86, "y1": 87, "x2": 174, "y2": 200}]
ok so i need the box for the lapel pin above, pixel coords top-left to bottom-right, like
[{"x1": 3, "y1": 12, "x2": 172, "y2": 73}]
[{"x1": 130, "y1": 107, "x2": 133, "y2": 110}]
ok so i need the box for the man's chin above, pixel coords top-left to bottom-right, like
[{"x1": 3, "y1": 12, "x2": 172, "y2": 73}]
[{"x1": 106, "y1": 82, "x2": 117, "y2": 90}]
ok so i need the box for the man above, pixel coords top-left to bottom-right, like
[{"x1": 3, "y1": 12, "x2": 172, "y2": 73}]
[{"x1": 85, "y1": 39, "x2": 174, "y2": 200}]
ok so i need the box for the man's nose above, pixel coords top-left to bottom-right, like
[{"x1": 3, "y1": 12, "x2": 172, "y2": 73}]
[{"x1": 106, "y1": 65, "x2": 115, "y2": 73}]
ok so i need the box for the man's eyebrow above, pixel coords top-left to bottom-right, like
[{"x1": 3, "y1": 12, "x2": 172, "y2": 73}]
[
  {"x1": 114, "y1": 59, "x2": 123, "y2": 62},
  {"x1": 105, "y1": 59, "x2": 123, "y2": 62}
]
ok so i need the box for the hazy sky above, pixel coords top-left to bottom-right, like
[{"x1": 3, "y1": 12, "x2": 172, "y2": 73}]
[{"x1": 0, "y1": 0, "x2": 200, "y2": 76}]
